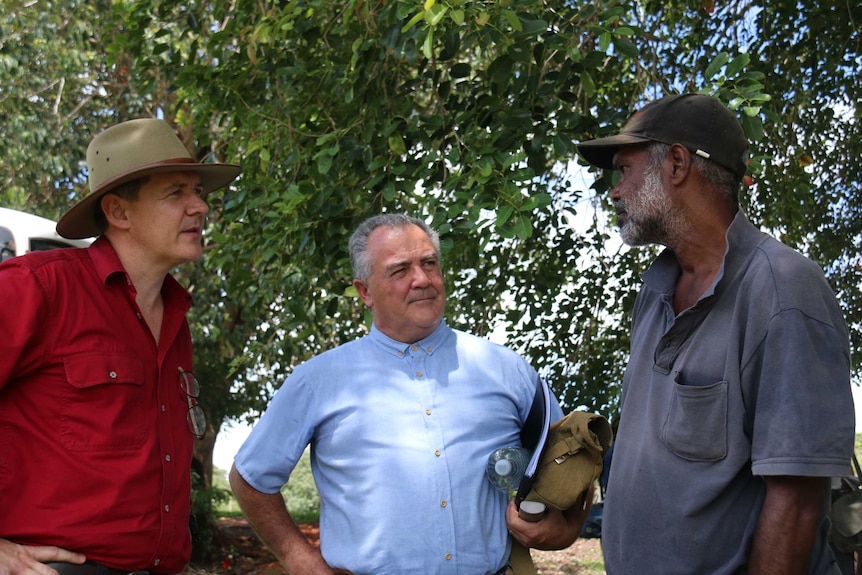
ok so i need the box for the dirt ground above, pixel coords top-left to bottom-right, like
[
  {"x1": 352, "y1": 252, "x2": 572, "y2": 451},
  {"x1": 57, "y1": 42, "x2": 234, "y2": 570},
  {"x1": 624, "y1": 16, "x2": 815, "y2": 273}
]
[{"x1": 183, "y1": 518, "x2": 605, "y2": 575}]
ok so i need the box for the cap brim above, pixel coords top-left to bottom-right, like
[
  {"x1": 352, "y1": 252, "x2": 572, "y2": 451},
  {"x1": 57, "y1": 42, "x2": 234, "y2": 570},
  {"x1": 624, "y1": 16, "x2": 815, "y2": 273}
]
[
  {"x1": 576, "y1": 133, "x2": 654, "y2": 170},
  {"x1": 56, "y1": 162, "x2": 241, "y2": 239}
]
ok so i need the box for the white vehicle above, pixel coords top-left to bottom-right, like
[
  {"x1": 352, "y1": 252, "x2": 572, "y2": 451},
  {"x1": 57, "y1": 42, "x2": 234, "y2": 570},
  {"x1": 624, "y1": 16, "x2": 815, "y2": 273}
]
[{"x1": 0, "y1": 207, "x2": 92, "y2": 261}]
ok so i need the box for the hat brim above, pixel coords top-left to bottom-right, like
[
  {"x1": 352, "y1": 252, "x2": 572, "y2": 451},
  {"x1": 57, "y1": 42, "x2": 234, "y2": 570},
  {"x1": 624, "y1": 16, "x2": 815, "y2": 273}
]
[
  {"x1": 56, "y1": 162, "x2": 241, "y2": 239},
  {"x1": 576, "y1": 133, "x2": 655, "y2": 170}
]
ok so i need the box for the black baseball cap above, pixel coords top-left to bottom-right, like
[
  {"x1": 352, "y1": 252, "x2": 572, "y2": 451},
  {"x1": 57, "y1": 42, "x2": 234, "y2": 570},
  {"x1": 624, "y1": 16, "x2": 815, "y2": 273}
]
[{"x1": 577, "y1": 93, "x2": 749, "y2": 178}]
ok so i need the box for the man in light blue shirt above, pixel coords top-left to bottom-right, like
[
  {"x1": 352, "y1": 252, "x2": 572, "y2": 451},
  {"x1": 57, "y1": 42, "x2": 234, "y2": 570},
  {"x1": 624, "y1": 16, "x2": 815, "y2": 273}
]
[{"x1": 230, "y1": 214, "x2": 587, "y2": 575}]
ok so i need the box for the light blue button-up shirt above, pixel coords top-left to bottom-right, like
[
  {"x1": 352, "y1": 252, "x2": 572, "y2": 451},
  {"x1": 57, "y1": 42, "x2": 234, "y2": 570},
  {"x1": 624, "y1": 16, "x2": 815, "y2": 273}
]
[{"x1": 234, "y1": 320, "x2": 562, "y2": 575}]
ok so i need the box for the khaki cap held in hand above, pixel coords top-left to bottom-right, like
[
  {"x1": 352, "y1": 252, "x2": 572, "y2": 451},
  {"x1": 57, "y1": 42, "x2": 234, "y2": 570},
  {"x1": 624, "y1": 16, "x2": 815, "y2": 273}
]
[{"x1": 57, "y1": 119, "x2": 242, "y2": 239}]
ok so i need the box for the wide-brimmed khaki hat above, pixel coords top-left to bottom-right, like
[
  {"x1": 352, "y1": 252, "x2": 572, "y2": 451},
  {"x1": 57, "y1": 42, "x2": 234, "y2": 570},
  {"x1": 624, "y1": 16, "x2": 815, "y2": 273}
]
[{"x1": 57, "y1": 118, "x2": 242, "y2": 239}]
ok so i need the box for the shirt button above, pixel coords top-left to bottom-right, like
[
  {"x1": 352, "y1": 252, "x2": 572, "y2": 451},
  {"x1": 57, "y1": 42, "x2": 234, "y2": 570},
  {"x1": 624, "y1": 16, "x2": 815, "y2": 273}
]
[
  {"x1": 397, "y1": 351, "x2": 403, "y2": 357},
  {"x1": 425, "y1": 409, "x2": 431, "y2": 415},
  {"x1": 161, "y1": 404, "x2": 166, "y2": 412},
  {"x1": 416, "y1": 371, "x2": 423, "y2": 377},
  {"x1": 434, "y1": 450, "x2": 441, "y2": 457},
  {"x1": 164, "y1": 505, "x2": 170, "y2": 512},
  {"x1": 136, "y1": 312, "x2": 142, "y2": 320},
  {"x1": 440, "y1": 500, "x2": 447, "y2": 508},
  {"x1": 165, "y1": 455, "x2": 171, "y2": 462},
  {"x1": 445, "y1": 553, "x2": 452, "y2": 560},
  {"x1": 154, "y1": 559, "x2": 160, "y2": 566},
  {"x1": 426, "y1": 347, "x2": 433, "y2": 353},
  {"x1": 411, "y1": 345, "x2": 418, "y2": 351},
  {"x1": 108, "y1": 371, "x2": 117, "y2": 379}
]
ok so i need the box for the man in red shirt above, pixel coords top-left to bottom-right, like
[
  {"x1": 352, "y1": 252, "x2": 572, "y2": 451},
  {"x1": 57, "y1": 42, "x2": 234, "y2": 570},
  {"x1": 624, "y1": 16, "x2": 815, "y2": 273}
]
[{"x1": 0, "y1": 119, "x2": 241, "y2": 575}]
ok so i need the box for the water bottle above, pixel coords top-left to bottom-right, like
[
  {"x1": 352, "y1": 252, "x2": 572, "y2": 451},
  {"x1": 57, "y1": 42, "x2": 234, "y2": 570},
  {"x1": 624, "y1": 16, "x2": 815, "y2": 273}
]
[{"x1": 486, "y1": 446, "x2": 530, "y2": 490}]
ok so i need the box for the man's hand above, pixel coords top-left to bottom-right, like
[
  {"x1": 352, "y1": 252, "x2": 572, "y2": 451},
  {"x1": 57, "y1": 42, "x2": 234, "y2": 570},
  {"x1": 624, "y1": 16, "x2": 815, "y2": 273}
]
[
  {"x1": 0, "y1": 538, "x2": 85, "y2": 575},
  {"x1": 505, "y1": 487, "x2": 594, "y2": 551}
]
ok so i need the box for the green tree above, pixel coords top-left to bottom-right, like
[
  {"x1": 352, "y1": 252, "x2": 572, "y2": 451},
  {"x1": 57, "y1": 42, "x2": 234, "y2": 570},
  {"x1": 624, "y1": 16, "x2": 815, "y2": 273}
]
[{"x1": 2, "y1": 0, "x2": 860, "y2": 562}]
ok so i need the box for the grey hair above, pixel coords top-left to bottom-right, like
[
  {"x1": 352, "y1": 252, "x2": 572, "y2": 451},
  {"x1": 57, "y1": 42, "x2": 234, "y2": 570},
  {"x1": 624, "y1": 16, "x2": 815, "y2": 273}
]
[
  {"x1": 646, "y1": 142, "x2": 742, "y2": 205},
  {"x1": 349, "y1": 213, "x2": 441, "y2": 281}
]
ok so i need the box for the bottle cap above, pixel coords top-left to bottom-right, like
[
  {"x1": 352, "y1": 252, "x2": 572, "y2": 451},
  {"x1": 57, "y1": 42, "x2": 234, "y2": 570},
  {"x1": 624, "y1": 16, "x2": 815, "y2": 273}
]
[
  {"x1": 518, "y1": 500, "x2": 547, "y2": 522},
  {"x1": 494, "y1": 459, "x2": 514, "y2": 476}
]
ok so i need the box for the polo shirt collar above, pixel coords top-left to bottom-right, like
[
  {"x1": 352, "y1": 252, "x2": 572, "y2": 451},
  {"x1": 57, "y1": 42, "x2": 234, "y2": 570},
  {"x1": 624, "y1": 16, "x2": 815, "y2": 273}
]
[
  {"x1": 369, "y1": 319, "x2": 451, "y2": 358},
  {"x1": 715, "y1": 210, "x2": 764, "y2": 292},
  {"x1": 642, "y1": 210, "x2": 762, "y2": 302}
]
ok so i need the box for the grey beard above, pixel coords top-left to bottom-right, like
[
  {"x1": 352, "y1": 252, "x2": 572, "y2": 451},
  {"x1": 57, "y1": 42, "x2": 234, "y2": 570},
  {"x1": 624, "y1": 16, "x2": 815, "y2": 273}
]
[{"x1": 617, "y1": 165, "x2": 687, "y2": 247}]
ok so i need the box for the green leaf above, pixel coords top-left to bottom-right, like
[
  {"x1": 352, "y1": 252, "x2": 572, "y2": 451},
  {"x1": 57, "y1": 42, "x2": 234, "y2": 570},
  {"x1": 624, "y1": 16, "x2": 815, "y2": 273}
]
[
  {"x1": 614, "y1": 38, "x2": 638, "y2": 59},
  {"x1": 426, "y1": 4, "x2": 447, "y2": 26},
  {"x1": 503, "y1": 10, "x2": 523, "y2": 31},
  {"x1": 422, "y1": 29, "x2": 434, "y2": 59},
  {"x1": 599, "y1": 5, "x2": 625, "y2": 22},
  {"x1": 599, "y1": 31, "x2": 611, "y2": 52},
  {"x1": 317, "y1": 154, "x2": 333, "y2": 175},
  {"x1": 388, "y1": 133, "x2": 407, "y2": 155},
  {"x1": 725, "y1": 53, "x2": 750, "y2": 77},
  {"x1": 450, "y1": 62, "x2": 472, "y2": 78},
  {"x1": 496, "y1": 204, "x2": 515, "y2": 227},
  {"x1": 520, "y1": 192, "x2": 552, "y2": 211},
  {"x1": 513, "y1": 214, "x2": 533, "y2": 239},
  {"x1": 741, "y1": 114, "x2": 764, "y2": 142},
  {"x1": 401, "y1": 11, "x2": 425, "y2": 33},
  {"x1": 580, "y1": 72, "x2": 596, "y2": 96},
  {"x1": 383, "y1": 181, "x2": 396, "y2": 201},
  {"x1": 704, "y1": 52, "x2": 730, "y2": 81},
  {"x1": 488, "y1": 55, "x2": 514, "y2": 90},
  {"x1": 518, "y1": 18, "x2": 548, "y2": 36}
]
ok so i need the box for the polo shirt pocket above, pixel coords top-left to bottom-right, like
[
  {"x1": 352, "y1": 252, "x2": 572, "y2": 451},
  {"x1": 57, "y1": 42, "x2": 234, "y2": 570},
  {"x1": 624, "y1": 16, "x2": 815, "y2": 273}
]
[
  {"x1": 661, "y1": 380, "x2": 728, "y2": 461},
  {"x1": 61, "y1": 352, "x2": 147, "y2": 451}
]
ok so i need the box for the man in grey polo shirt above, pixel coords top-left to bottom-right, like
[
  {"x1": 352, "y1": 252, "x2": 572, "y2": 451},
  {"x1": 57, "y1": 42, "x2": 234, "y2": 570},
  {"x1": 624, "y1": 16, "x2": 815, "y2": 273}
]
[{"x1": 577, "y1": 93, "x2": 854, "y2": 574}]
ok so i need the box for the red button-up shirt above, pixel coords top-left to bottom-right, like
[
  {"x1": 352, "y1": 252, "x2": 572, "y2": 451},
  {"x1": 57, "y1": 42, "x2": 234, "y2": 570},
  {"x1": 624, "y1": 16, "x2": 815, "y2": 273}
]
[{"x1": 0, "y1": 237, "x2": 195, "y2": 574}]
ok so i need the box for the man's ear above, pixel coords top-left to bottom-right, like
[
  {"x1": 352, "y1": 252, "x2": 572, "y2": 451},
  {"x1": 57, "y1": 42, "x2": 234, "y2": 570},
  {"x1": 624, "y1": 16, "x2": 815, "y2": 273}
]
[
  {"x1": 354, "y1": 278, "x2": 372, "y2": 308},
  {"x1": 668, "y1": 144, "x2": 692, "y2": 184},
  {"x1": 100, "y1": 193, "x2": 131, "y2": 231}
]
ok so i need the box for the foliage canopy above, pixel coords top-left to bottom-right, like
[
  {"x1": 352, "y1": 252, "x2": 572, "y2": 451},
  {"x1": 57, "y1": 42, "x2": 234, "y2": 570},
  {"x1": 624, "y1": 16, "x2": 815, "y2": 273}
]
[{"x1": 1, "y1": 0, "x2": 860, "y2": 487}]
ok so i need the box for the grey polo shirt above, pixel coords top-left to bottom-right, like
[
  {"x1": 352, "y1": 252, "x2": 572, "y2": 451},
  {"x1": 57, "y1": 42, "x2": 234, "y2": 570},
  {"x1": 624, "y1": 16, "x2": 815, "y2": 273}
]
[{"x1": 602, "y1": 211, "x2": 854, "y2": 575}]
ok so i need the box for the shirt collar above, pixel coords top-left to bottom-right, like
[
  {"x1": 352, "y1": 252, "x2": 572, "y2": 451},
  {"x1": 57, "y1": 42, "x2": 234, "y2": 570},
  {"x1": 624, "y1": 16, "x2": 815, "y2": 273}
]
[
  {"x1": 369, "y1": 319, "x2": 451, "y2": 358},
  {"x1": 87, "y1": 235, "x2": 192, "y2": 309},
  {"x1": 642, "y1": 210, "x2": 763, "y2": 301},
  {"x1": 88, "y1": 236, "x2": 128, "y2": 285}
]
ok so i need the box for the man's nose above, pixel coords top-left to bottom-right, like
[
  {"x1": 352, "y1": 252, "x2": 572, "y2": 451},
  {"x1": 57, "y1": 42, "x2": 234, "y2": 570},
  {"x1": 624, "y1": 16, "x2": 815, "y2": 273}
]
[
  {"x1": 188, "y1": 192, "x2": 209, "y2": 215},
  {"x1": 410, "y1": 265, "x2": 431, "y2": 287},
  {"x1": 610, "y1": 181, "x2": 622, "y2": 202}
]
